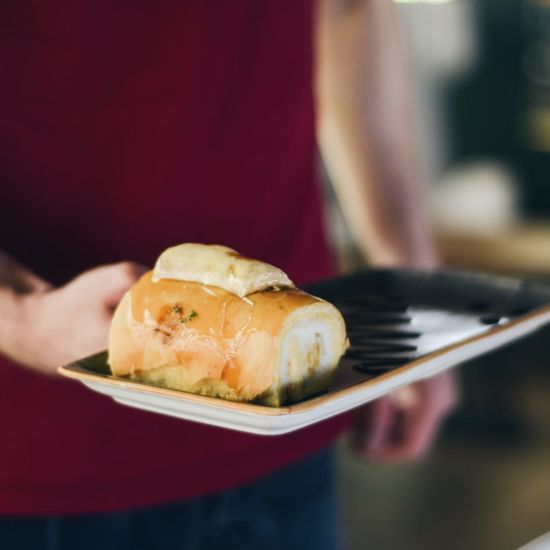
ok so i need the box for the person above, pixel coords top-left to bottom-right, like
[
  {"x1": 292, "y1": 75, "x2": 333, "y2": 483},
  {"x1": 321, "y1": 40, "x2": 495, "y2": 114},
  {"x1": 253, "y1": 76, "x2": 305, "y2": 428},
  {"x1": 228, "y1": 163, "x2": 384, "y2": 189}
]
[{"x1": 0, "y1": 0, "x2": 456, "y2": 548}]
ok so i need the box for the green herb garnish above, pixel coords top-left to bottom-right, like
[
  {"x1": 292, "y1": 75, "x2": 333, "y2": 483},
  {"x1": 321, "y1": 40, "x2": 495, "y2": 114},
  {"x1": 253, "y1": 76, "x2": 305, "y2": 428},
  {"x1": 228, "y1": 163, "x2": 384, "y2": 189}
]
[{"x1": 179, "y1": 309, "x2": 198, "y2": 323}]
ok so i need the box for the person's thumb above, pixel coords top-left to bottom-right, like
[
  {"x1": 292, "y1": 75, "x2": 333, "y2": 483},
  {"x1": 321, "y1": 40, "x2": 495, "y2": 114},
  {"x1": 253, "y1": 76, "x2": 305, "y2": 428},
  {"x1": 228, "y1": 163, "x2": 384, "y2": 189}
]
[{"x1": 69, "y1": 262, "x2": 149, "y2": 308}]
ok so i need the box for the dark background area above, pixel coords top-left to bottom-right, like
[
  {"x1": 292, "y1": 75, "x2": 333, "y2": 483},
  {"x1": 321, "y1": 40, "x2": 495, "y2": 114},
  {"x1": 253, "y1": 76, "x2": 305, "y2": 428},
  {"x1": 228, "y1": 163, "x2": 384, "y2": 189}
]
[{"x1": 446, "y1": 0, "x2": 550, "y2": 215}]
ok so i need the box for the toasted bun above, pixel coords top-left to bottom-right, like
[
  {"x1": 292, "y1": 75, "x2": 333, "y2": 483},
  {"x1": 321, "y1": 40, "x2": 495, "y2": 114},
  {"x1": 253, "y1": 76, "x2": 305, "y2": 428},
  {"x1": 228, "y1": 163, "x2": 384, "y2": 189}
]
[{"x1": 108, "y1": 244, "x2": 348, "y2": 406}]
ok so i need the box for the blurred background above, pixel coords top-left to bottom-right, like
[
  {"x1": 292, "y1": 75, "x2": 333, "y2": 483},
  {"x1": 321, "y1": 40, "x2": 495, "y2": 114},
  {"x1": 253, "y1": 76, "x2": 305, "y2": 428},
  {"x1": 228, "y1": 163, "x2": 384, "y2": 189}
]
[{"x1": 327, "y1": 1, "x2": 550, "y2": 548}]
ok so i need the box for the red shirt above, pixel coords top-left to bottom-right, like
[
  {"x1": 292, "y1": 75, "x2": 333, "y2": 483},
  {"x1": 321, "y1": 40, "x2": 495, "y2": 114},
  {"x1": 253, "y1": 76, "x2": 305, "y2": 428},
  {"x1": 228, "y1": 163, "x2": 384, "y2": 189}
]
[{"x1": 0, "y1": 1, "x2": 348, "y2": 515}]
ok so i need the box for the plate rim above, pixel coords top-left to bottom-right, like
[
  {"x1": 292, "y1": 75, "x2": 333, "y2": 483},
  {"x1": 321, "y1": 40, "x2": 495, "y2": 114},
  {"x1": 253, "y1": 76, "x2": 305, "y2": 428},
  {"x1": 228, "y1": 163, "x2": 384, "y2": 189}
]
[{"x1": 58, "y1": 302, "x2": 550, "y2": 417}]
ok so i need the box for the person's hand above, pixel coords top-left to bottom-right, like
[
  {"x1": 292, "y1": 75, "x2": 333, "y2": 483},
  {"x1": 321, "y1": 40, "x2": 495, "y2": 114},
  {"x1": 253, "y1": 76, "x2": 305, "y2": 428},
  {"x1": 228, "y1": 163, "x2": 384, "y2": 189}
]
[
  {"x1": 351, "y1": 372, "x2": 458, "y2": 462},
  {"x1": 5, "y1": 262, "x2": 147, "y2": 375}
]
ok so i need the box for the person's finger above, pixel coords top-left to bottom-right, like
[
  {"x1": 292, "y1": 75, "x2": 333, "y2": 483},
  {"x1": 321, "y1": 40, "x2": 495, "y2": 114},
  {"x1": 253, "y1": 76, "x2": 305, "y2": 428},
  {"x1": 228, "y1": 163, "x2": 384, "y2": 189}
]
[
  {"x1": 376, "y1": 385, "x2": 456, "y2": 461},
  {"x1": 436, "y1": 371, "x2": 459, "y2": 414},
  {"x1": 351, "y1": 396, "x2": 396, "y2": 455},
  {"x1": 389, "y1": 384, "x2": 421, "y2": 410},
  {"x1": 68, "y1": 262, "x2": 149, "y2": 307},
  {"x1": 375, "y1": 407, "x2": 442, "y2": 462}
]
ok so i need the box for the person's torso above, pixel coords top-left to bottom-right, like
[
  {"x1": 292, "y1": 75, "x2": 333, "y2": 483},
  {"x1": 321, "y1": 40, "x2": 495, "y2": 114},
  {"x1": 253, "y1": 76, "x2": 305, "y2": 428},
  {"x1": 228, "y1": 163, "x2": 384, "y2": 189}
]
[{"x1": 0, "y1": 0, "x2": 348, "y2": 515}]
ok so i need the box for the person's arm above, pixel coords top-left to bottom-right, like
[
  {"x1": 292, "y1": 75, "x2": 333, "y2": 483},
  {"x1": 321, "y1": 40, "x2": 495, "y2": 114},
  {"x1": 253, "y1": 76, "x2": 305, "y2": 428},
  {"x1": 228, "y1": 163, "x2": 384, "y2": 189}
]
[
  {"x1": 315, "y1": 0, "x2": 437, "y2": 268},
  {"x1": 315, "y1": 0, "x2": 456, "y2": 461},
  {"x1": 0, "y1": 249, "x2": 146, "y2": 374}
]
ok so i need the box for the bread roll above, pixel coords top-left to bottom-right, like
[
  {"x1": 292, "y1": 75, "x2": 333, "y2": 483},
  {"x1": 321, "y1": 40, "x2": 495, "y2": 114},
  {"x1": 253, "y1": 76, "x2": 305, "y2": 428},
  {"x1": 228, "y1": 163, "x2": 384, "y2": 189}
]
[{"x1": 108, "y1": 244, "x2": 348, "y2": 406}]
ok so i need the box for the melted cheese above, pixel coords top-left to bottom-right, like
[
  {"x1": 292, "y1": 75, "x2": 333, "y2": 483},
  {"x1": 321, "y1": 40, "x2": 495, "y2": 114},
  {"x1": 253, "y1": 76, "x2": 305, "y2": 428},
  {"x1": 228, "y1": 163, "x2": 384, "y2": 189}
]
[{"x1": 152, "y1": 243, "x2": 295, "y2": 297}]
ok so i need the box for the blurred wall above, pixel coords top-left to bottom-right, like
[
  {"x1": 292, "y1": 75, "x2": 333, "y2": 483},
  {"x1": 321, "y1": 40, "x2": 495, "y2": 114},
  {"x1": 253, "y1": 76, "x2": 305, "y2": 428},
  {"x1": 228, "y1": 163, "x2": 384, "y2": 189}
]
[{"x1": 445, "y1": 0, "x2": 547, "y2": 216}]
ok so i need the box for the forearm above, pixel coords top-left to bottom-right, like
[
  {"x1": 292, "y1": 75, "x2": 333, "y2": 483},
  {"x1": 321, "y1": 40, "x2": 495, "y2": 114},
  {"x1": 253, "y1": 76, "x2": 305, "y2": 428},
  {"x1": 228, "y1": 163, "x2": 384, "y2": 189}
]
[
  {"x1": 315, "y1": 0, "x2": 437, "y2": 267},
  {"x1": 0, "y1": 250, "x2": 50, "y2": 361}
]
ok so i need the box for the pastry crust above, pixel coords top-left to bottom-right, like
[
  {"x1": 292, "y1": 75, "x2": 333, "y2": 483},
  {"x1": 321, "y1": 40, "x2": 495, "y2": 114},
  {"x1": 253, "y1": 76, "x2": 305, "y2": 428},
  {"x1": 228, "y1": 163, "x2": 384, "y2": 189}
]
[{"x1": 108, "y1": 246, "x2": 348, "y2": 406}]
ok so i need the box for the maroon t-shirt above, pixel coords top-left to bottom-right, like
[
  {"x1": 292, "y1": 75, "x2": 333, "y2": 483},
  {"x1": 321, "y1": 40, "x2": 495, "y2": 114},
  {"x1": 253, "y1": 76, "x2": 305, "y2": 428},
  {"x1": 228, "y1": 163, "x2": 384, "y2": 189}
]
[{"x1": 0, "y1": 1, "x2": 349, "y2": 515}]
